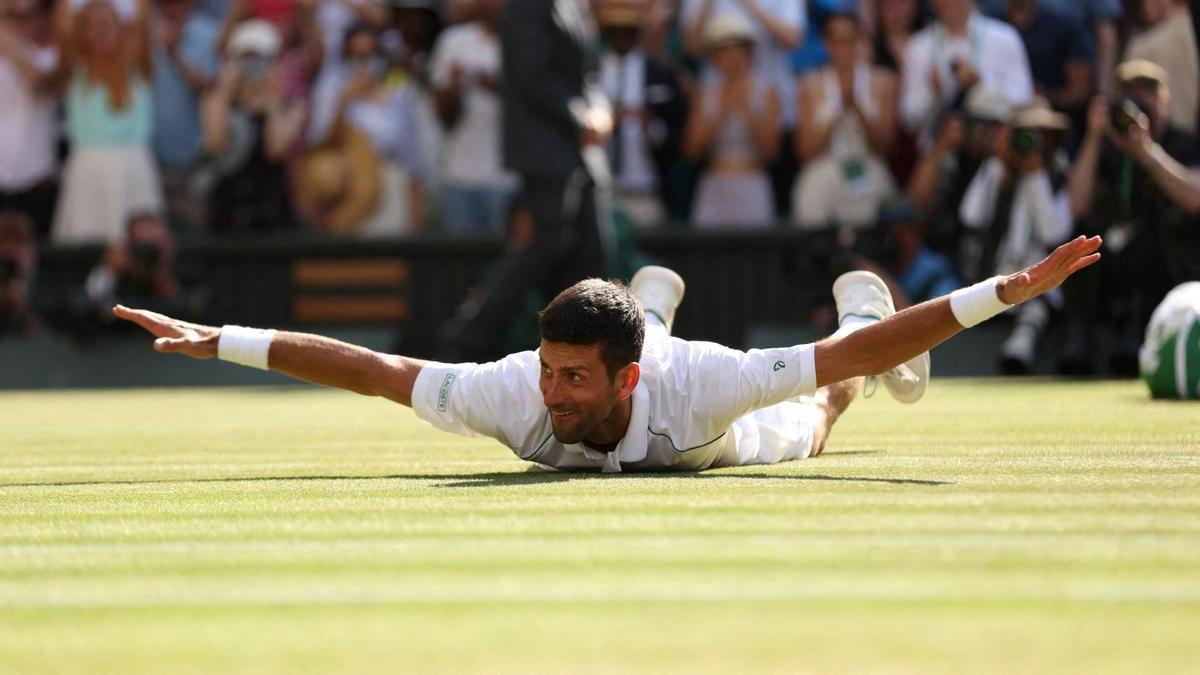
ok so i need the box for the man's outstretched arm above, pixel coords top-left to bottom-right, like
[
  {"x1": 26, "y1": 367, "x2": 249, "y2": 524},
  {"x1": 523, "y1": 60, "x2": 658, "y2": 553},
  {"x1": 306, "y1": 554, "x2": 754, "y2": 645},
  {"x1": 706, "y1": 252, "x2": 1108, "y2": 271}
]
[
  {"x1": 813, "y1": 236, "x2": 1103, "y2": 387},
  {"x1": 113, "y1": 307, "x2": 427, "y2": 406}
]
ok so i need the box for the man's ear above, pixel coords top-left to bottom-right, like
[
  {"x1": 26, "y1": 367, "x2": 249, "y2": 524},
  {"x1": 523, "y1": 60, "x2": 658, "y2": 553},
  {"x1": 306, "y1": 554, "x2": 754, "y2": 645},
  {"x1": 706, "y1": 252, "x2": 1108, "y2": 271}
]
[{"x1": 616, "y1": 362, "x2": 640, "y2": 400}]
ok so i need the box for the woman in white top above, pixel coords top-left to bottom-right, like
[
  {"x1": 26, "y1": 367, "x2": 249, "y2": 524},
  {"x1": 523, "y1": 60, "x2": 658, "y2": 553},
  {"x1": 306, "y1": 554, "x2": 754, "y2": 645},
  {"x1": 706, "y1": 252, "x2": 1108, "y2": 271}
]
[
  {"x1": 793, "y1": 10, "x2": 898, "y2": 230},
  {"x1": 682, "y1": 14, "x2": 780, "y2": 230}
]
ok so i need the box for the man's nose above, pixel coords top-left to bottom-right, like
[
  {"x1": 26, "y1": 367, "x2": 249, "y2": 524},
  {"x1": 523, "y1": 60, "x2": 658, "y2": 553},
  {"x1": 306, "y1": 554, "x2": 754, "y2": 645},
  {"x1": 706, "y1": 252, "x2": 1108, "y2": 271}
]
[{"x1": 542, "y1": 378, "x2": 564, "y2": 409}]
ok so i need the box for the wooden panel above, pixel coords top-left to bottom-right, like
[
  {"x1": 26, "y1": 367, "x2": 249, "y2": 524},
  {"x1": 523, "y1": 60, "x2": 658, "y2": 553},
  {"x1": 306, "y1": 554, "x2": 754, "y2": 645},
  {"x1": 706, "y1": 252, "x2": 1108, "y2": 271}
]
[
  {"x1": 292, "y1": 296, "x2": 409, "y2": 324},
  {"x1": 292, "y1": 259, "x2": 410, "y2": 288}
]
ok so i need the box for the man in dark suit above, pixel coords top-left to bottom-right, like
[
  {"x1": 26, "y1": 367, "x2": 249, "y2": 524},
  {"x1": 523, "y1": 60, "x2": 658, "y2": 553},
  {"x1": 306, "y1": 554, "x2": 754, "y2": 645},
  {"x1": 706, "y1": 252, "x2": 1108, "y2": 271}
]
[
  {"x1": 447, "y1": 0, "x2": 613, "y2": 362},
  {"x1": 595, "y1": 0, "x2": 688, "y2": 226}
]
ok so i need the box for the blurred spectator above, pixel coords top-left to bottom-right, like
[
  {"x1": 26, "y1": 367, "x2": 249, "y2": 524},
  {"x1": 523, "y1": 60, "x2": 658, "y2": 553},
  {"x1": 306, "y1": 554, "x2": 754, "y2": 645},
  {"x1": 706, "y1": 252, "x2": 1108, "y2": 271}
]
[
  {"x1": 793, "y1": 11, "x2": 898, "y2": 230},
  {"x1": 314, "y1": 0, "x2": 385, "y2": 67},
  {"x1": 980, "y1": 0, "x2": 1121, "y2": 98},
  {"x1": 872, "y1": 197, "x2": 961, "y2": 303},
  {"x1": 443, "y1": 0, "x2": 611, "y2": 361},
  {"x1": 51, "y1": 0, "x2": 164, "y2": 245},
  {"x1": 1000, "y1": 0, "x2": 1092, "y2": 116},
  {"x1": 200, "y1": 20, "x2": 306, "y2": 235},
  {"x1": 309, "y1": 22, "x2": 428, "y2": 235},
  {"x1": 899, "y1": 0, "x2": 1033, "y2": 149},
  {"x1": 682, "y1": 15, "x2": 780, "y2": 229},
  {"x1": 0, "y1": 0, "x2": 59, "y2": 241},
  {"x1": 0, "y1": 211, "x2": 38, "y2": 336},
  {"x1": 957, "y1": 105, "x2": 1073, "y2": 372},
  {"x1": 681, "y1": 0, "x2": 803, "y2": 216},
  {"x1": 1124, "y1": 0, "x2": 1197, "y2": 133},
  {"x1": 429, "y1": 0, "x2": 517, "y2": 236},
  {"x1": 907, "y1": 87, "x2": 1012, "y2": 254},
  {"x1": 46, "y1": 211, "x2": 205, "y2": 337},
  {"x1": 871, "y1": 0, "x2": 925, "y2": 73},
  {"x1": 388, "y1": 0, "x2": 443, "y2": 83},
  {"x1": 151, "y1": 0, "x2": 220, "y2": 230},
  {"x1": 596, "y1": 0, "x2": 688, "y2": 228},
  {"x1": 219, "y1": 0, "x2": 325, "y2": 99},
  {"x1": 1063, "y1": 60, "x2": 1200, "y2": 374}
]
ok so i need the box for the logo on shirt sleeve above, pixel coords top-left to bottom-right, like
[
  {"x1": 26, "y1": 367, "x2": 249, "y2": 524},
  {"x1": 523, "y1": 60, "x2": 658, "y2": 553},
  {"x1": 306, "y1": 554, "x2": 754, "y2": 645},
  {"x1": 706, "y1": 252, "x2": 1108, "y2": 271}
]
[
  {"x1": 773, "y1": 360, "x2": 786, "y2": 372},
  {"x1": 437, "y1": 374, "x2": 457, "y2": 412}
]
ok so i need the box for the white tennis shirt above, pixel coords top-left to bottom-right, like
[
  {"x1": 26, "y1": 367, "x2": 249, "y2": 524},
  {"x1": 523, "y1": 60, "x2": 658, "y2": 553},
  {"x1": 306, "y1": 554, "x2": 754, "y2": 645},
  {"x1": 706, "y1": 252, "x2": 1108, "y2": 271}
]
[{"x1": 411, "y1": 324, "x2": 818, "y2": 472}]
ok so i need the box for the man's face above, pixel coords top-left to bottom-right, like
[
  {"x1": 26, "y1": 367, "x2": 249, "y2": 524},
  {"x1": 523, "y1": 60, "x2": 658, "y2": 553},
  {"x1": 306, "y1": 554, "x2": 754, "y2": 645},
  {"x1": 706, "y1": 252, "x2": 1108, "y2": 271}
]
[
  {"x1": 932, "y1": 0, "x2": 973, "y2": 27},
  {"x1": 823, "y1": 16, "x2": 859, "y2": 69},
  {"x1": 539, "y1": 340, "x2": 625, "y2": 445}
]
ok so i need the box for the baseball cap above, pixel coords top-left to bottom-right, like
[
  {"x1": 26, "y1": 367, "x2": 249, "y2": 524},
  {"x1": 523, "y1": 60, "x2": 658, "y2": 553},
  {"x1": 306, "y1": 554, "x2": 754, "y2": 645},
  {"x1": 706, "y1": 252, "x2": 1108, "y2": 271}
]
[{"x1": 1116, "y1": 59, "x2": 1169, "y2": 89}]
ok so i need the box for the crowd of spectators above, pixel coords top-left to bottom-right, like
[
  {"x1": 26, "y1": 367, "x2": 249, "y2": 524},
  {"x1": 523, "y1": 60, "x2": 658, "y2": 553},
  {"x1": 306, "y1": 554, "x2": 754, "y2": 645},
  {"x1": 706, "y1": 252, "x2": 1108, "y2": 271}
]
[{"x1": 0, "y1": 0, "x2": 1198, "y2": 375}]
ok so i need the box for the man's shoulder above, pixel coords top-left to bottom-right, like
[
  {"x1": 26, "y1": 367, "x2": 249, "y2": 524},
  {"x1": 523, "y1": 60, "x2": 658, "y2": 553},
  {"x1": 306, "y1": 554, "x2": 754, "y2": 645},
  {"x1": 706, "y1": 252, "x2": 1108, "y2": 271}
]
[{"x1": 977, "y1": 15, "x2": 1025, "y2": 46}]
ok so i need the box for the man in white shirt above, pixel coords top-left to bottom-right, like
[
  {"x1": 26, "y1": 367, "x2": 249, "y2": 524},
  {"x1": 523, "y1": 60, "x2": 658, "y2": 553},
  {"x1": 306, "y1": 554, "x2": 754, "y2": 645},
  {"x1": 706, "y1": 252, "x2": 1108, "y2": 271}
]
[
  {"x1": 900, "y1": 0, "x2": 1034, "y2": 148},
  {"x1": 429, "y1": 0, "x2": 519, "y2": 235},
  {"x1": 114, "y1": 237, "x2": 1102, "y2": 473},
  {"x1": 1124, "y1": 0, "x2": 1198, "y2": 133}
]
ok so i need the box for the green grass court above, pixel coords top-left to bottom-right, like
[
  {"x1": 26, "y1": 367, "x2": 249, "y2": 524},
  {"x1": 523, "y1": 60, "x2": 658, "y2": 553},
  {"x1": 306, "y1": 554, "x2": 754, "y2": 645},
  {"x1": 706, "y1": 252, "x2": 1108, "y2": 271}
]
[{"x1": 1, "y1": 380, "x2": 1197, "y2": 673}]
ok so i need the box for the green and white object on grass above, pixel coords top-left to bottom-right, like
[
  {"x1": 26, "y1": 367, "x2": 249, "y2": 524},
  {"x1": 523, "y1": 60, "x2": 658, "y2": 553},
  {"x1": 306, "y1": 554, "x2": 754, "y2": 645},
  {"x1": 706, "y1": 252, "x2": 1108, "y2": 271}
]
[{"x1": 1140, "y1": 281, "x2": 1200, "y2": 400}]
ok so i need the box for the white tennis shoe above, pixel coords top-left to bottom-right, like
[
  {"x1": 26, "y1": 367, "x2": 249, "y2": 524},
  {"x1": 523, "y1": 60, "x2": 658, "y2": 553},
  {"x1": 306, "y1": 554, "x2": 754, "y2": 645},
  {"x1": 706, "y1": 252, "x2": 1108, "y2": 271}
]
[
  {"x1": 630, "y1": 266, "x2": 685, "y2": 332},
  {"x1": 831, "y1": 271, "x2": 930, "y2": 403}
]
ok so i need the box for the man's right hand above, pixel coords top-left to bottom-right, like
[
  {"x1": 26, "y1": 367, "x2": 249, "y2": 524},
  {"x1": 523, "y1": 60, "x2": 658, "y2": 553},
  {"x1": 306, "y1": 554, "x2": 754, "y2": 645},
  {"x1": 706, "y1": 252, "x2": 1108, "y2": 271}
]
[{"x1": 113, "y1": 306, "x2": 219, "y2": 359}]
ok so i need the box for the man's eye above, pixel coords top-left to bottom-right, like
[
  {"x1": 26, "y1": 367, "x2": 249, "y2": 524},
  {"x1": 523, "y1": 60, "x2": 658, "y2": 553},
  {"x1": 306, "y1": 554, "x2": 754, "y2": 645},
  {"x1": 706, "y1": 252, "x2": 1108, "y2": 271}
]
[{"x1": 569, "y1": 374, "x2": 583, "y2": 382}]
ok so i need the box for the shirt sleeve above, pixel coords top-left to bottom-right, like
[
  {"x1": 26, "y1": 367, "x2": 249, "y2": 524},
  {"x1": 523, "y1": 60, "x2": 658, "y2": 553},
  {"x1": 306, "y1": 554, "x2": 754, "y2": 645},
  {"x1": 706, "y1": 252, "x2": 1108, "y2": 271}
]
[
  {"x1": 993, "y1": 27, "x2": 1034, "y2": 107},
  {"x1": 1090, "y1": 0, "x2": 1123, "y2": 21},
  {"x1": 410, "y1": 352, "x2": 542, "y2": 447},
  {"x1": 428, "y1": 30, "x2": 453, "y2": 88},
  {"x1": 682, "y1": 341, "x2": 817, "y2": 432}
]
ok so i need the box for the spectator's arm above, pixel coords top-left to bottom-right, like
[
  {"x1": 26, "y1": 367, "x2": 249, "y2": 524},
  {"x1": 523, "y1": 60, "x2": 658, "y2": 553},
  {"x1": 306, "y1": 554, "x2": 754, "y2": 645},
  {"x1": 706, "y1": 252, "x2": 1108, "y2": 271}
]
[
  {"x1": 1093, "y1": 19, "x2": 1117, "y2": 98},
  {"x1": 201, "y1": 63, "x2": 239, "y2": 155},
  {"x1": 855, "y1": 71, "x2": 897, "y2": 157},
  {"x1": 735, "y1": 0, "x2": 801, "y2": 49},
  {"x1": 52, "y1": 0, "x2": 75, "y2": 70},
  {"x1": 130, "y1": 0, "x2": 153, "y2": 77},
  {"x1": 907, "y1": 116, "x2": 962, "y2": 213},
  {"x1": 746, "y1": 83, "x2": 781, "y2": 162},
  {"x1": 795, "y1": 75, "x2": 836, "y2": 161},
  {"x1": 265, "y1": 99, "x2": 305, "y2": 161},
  {"x1": 1068, "y1": 100, "x2": 1106, "y2": 220},
  {"x1": 502, "y1": 0, "x2": 583, "y2": 133},
  {"x1": 682, "y1": 86, "x2": 724, "y2": 160},
  {"x1": 1136, "y1": 135, "x2": 1200, "y2": 214},
  {"x1": 216, "y1": 0, "x2": 250, "y2": 56},
  {"x1": 0, "y1": 24, "x2": 56, "y2": 91},
  {"x1": 681, "y1": 0, "x2": 714, "y2": 57}
]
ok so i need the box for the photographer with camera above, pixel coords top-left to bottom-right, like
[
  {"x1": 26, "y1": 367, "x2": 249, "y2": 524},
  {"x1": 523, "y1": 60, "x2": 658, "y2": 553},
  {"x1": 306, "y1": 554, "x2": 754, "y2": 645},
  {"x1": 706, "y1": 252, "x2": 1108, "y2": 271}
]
[
  {"x1": 1063, "y1": 59, "x2": 1200, "y2": 375},
  {"x1": 958, "y1": 104, "x2": 1074, "y2": 372},
  {"x1": 0, "y1": 211, "x2": 38, "y2": 336}
]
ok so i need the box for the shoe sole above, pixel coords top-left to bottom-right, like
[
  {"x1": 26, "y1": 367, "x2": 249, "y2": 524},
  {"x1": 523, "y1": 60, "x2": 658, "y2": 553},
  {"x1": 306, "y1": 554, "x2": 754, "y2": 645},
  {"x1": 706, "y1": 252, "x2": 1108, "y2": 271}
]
[{"x1": 832, "y1": 270, "x2": 929, "y2": 403}]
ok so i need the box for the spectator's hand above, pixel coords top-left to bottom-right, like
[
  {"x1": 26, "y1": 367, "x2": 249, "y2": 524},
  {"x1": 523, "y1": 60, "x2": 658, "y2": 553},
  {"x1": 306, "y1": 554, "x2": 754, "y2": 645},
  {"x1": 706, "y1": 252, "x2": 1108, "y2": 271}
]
[
  {"x1": 113, "y1": 306, "x2": 220, "y2": 359},
  {"x1": 579, "y1": 104, "x2": 613, "y2": 146},
  {"x1": 838, "y1": 69, "x2": 855, "y2": 109},
  {"x1": 1106, "y1": 119, "x2": 1154, "y2": 164},
  {"x1": 341, "y1": 68, "x2": 374, "y2": 102},
  {"x1": 216, "y1": 60, "x2": 243, "y2": 95},
  {"x1": 952, "y1": 60, "x2": 980, "y2": 91},
  {"x1": 996, "y1": 236, "x2": 1103, "y2": 305},
  {"x1": 1015, "y1": 151, "x2": 1044, "y2": 175},
  {"x1": 935, "y1": 115, "x2": 965, "y2": 153}
]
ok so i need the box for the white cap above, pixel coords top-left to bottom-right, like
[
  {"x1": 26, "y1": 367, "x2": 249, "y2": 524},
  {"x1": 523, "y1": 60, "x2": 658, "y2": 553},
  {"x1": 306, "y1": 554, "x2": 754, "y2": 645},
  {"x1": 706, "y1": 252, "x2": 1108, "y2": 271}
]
[
  {"x1": 227, "y1": 19, "x2": 282, "y2": 59},
  {"x1": 703, "y1": 14, "x2": 756, "y2": 51}
]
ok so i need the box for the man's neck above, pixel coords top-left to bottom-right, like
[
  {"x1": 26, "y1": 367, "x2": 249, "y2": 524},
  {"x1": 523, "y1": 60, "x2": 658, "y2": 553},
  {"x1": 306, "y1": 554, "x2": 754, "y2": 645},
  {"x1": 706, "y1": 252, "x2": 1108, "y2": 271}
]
[{"x1": 583, "y1": 396, "x2": 633, "y2": 453}]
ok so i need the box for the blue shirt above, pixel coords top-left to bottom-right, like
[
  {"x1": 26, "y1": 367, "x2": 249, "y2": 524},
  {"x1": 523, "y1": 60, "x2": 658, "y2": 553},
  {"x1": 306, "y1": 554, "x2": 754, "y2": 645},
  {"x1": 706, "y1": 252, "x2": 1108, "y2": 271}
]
[
  {"x1": 981, "y1": 0, "x2": 1121, "y2": 58},
  {"x1": 1013, "y1": 7, "x2": 1091, "y2": 91},
  {"x1": 151, "y1": 13, "x2": 219, "y2": 169},
  {"x1": 67, "y1": 72, "x2": 154, "y2": 147}
]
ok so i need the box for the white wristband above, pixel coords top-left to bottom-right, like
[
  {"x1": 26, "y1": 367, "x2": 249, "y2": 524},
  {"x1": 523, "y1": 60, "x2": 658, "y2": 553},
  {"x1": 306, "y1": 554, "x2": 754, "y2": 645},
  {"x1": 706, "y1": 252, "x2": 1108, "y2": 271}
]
[
  {"x1": 217, "y1": 325, "x2": 276, "y2": 370},
  {"x1": 949, "y1": 277, "x2": 1011, "y2": 328}
]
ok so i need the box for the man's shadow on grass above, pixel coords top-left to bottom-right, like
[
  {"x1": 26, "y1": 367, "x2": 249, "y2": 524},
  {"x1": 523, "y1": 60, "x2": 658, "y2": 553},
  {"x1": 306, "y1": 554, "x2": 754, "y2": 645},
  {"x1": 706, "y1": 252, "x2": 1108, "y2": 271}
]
[{"x1": 0, "y1": 451, "x2": 952, "y2": 488}]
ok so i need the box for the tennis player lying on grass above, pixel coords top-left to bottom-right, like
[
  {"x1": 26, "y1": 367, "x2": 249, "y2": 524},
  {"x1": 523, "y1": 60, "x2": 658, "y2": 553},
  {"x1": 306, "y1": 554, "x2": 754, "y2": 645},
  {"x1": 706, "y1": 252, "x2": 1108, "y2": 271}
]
[{"x1": 116, "y1": 236, "x2": 1102, "y2": 472}]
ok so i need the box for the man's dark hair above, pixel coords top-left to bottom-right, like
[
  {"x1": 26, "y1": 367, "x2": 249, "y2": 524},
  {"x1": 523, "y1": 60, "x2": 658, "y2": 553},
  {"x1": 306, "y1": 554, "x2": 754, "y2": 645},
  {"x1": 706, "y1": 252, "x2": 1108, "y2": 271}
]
[{"x1": 538, "y1": 278, "x2": 645, "y2": 378}]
